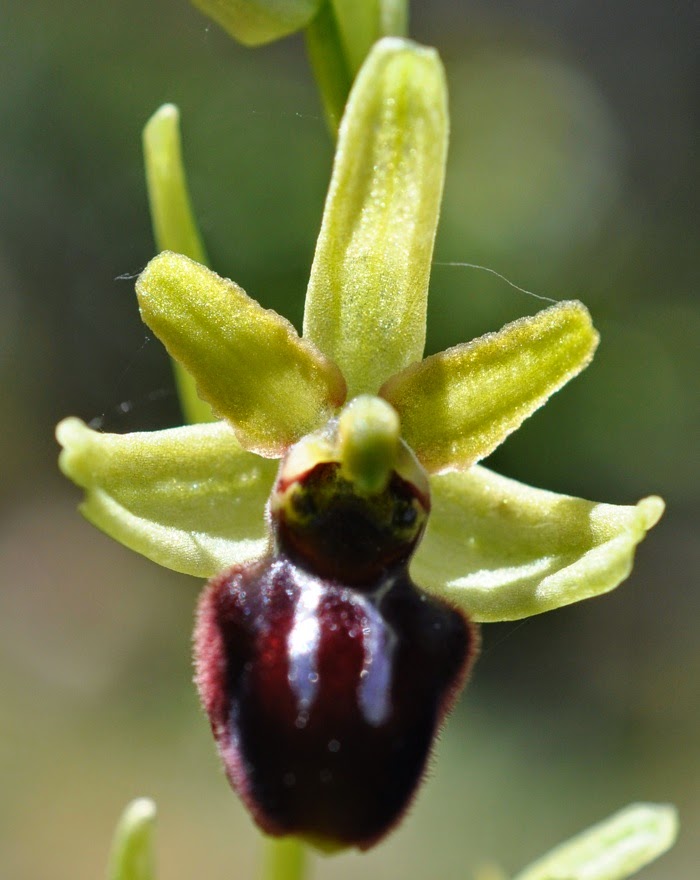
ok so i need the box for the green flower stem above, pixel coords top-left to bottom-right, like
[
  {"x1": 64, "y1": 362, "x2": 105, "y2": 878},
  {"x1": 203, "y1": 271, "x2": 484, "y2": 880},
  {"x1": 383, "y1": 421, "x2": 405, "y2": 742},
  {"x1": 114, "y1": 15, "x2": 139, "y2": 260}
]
[
  {"x1": 305, "y1": 0, "x2": 409, "y2": 135},
  {"x1": 106, "y1": 799, "x2": 157, "y2": 880},
  {"x1": 262, "y1": 837, "x2": 308, "y2": 880},
  {"x1": 378, "y1": 0, "x2": 408, "y2": 37},
  {"x1": 143, "y1": 104, "x2": 215, "y2": 424},
  {"x1": 305, "y1": 3, "x2": 352, "y2": 135}
]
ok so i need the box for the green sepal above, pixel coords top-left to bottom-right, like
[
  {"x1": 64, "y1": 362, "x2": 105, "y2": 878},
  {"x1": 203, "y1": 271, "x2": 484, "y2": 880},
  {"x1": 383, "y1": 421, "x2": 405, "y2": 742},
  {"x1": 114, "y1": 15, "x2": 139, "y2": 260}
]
[
  {"x1": 381, "y1": 301, "x2": 599, "y2": 474},
  {"x1": 412, "y1": 464, "x2": 664, "y2": 622},
  {"x1": 303, "y1": 37, "x2": 448, "y2": 397},
  {"x1": 513, "y1": 803, "x2": 678, "y2": 880},
  {"x1": 190, "y1": 0, "x2": 322, "y2": 46},
  {"x1": 56, "y1": 418, "x2": 277, "y2": 577},
  {"x1": 106, "y1": 798, "x2": 157, "y2": 880},
  {"x1": 136, "y1": 252, "x2": 346, "y2": 457}
]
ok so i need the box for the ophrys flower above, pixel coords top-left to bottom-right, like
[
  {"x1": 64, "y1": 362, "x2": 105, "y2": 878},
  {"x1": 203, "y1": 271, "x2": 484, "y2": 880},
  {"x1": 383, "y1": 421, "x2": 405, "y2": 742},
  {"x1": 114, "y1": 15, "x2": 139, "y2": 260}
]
[{"x1": 56, "y1": 38, "x2": 663, "y2": 850}]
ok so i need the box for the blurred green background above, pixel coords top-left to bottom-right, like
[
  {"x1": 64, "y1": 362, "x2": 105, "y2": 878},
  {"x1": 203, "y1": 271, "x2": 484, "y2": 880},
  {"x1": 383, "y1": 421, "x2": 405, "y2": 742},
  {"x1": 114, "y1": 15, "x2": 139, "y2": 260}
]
[{"x1": 1, "y1": 0, "x2": 698, "y2": 878}]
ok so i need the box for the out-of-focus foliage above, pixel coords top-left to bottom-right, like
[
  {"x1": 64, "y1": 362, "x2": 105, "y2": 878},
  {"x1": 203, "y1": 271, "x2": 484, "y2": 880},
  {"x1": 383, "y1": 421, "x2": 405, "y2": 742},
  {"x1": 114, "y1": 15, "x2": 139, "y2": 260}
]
[{"x1": 0, "y1": 1, "x2": 697, "y2": 879}]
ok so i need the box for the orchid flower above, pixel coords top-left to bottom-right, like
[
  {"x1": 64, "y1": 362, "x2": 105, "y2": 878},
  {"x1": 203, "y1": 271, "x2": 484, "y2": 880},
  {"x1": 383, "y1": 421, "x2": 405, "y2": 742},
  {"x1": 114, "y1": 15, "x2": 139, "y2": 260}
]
[{"x1": 57, "y1": 39, "x2": 663, "y2": 853}]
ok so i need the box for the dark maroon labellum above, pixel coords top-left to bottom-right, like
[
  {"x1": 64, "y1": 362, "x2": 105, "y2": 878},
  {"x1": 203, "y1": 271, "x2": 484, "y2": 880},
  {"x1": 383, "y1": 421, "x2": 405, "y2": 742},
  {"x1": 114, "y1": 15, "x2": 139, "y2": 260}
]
[{"x1": 195, "y1": 460, "x2": 478, "y2": 851}]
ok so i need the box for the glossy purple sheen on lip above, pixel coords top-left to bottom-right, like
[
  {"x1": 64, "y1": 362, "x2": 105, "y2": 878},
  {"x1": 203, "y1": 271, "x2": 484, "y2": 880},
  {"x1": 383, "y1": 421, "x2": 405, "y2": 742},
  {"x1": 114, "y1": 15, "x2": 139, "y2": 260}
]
[{"x1": 195, "y1": 555, "x2": 476, "y2": 849}]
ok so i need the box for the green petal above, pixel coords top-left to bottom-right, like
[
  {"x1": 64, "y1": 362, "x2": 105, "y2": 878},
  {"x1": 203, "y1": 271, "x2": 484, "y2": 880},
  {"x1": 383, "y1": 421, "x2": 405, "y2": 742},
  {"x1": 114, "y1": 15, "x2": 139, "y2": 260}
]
[
  {"x1": 381, "y1": 301, "x2": 599, "y2": 473},
  {"x1": 303, "y1": 37, "x2": 448, "y2": 397},
  {"x1": 107, "y1": 799, "x2": 157, "y2": 880},
  {"x1": 136, "y1": 252, "x2": 346, "y2": 457},
  {"x1": 513, "y1": 803, "x2": 678, "y2": 880},
  {"x1": 190, "y1": 0, "x2": 322, "y2": 46},
  {"x1": 56, "y1": 418, "x2": 278, "y2": 577},
  {"x1": 412, "y1": 465, "x2": 664, "y2": 622}
]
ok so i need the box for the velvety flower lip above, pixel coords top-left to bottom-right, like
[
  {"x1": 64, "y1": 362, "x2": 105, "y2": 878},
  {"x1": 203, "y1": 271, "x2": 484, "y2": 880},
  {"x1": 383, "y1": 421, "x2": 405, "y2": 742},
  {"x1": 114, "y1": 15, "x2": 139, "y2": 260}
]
[{"x1": 57, "y1": 36, "x2": 663, "y2": 625}]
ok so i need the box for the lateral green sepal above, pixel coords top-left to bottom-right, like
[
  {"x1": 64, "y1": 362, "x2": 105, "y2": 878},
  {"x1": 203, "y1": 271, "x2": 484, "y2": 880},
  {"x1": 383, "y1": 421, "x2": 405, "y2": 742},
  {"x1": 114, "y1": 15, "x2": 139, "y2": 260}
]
[
  {"x1": 412, "y1": 464, "x2": 664, "y2": 622},
  {"x1": 381, "y1": 301, "x2": 599, "y2": 473},
  {"x1": 136, "y1": 252, "x2": 346, "y2": 457},
  {"x1": 303, "y1": 37, "x2": 448, "y2": 397},
  {"x1": 56, "y1": 418, "x2": 277, "y2": 577}
]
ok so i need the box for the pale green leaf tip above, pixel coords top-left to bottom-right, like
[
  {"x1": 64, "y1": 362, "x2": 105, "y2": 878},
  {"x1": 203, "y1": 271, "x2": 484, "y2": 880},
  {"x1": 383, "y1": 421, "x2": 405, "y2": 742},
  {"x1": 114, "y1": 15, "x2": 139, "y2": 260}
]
[
  {"x1": 514, "y1": 802, "x2": 678, "y2": 880},
  {"x1": 120, "y1": 796, "x2": 157, "y2": 827},
  {"x1": 142, "y1": 103, "x2": 184, "y2": 172},
  {"x1": 144, "y1": 102, "x2": 179, "y2": 136},
  {"x1": 107, "y1": 797, "x2": 157, "y2": 880}
]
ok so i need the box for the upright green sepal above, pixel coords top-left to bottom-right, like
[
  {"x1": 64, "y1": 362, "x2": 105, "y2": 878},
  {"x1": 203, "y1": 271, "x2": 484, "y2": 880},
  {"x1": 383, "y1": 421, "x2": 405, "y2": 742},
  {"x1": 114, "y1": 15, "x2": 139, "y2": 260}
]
[
  {"x1": 56, "y1": 418, "x2": 277, "y2": 576},
  {"x1": 191, "y1": 0, "x2": 322, "y2": 45},
  {"x1": 303, "y1": 37, "x2": 448, "y2": 397},
  {"x1": 413, "y1": 464, "x2": 664, "y2": 622},
  {"x1": 513, "y1": 803, "x2": 678, "y2": 880},
  {"x1": 106, "y1": 798, "x2": 157, "y2": 880},
  {"x1": 137, "y1": 252, "x2": 346, "y2": 456},
  {"x1": 382, "y1": 301, "x2": 599, "y2": 473}
]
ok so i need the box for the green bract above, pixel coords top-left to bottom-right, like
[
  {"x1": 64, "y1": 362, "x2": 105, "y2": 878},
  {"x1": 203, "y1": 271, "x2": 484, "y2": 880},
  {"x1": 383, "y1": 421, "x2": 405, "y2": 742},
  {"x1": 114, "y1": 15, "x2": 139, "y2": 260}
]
[{"x1": 57, "y1": 38, "x2": 663, "y2": 624}]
